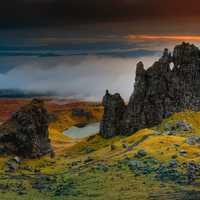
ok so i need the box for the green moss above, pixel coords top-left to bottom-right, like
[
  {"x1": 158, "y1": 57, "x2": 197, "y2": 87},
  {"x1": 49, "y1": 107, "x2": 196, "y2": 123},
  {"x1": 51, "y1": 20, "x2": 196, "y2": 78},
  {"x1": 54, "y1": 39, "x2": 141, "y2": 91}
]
[{"x1": 1, "y1": 110, "x2": 200, "y2": 199}]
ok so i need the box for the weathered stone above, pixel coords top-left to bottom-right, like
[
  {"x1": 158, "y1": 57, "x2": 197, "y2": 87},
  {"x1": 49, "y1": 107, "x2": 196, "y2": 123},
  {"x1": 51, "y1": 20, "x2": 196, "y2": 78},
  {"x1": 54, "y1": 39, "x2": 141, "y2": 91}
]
[
  {"x1": 175, "y1": 120, "x2": 192, "y2": 131},
  {"x1": 186, "y1": 136, "x2": 200, "y2": 145},
  {"x1": 134, "y1": 149, "x2": 147, "y2": 158},
  {"x1": 128, "y1": 159, "x2": 156, "y2": 175},
  {"x1": 173, "y1": 42, "x2": 200, "y2": 66},
  {"x1": 5, "y1": 162, "x2": 18, "y2": 172},
  {"x1": 71, "y1": 108, "x2": 92, "y2": 120},
  {"x1": 100, "y1": 90, "x2": 126, "y2": 138},
  {"x1": 163, "y1": 120, "x2": 192, "y2": 135},
  {"x1": 180, "y1": 150, "x2": 187, "y2": 157},
  {"x1": 159, "y1": 48, "x2": 172, "y2": 63},
  {"x1": 0, "y1": 99, "x2": 53, "y2": 158},
  {"x1": 187, "y1": 162, "x2": 198, "y2": 183},
  {"x1": 155, "y1": 164, "x2": 186, "y2": 182},
  {"x1": 168, "y1": 159, "x2": 178, "y2": 168},
  {"x1": 5, "y1": 157, "x2": 22, "y2": 172},
  {"x1": 101, "y1": 42, "x2": 200, "y2": 137},
  {"x1": 122, "y1": 143, "x2": 132, "y2": 151},
  {"x1": 13, "y1": 156, "x2": 21, "y2": 163}
]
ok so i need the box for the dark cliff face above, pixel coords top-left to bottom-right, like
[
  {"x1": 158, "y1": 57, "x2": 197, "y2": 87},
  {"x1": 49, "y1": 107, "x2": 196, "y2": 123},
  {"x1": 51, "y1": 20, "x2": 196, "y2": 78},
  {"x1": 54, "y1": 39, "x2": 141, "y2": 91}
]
[
  {"x1": 100, "y1": 90, "x2": 126, "y2": 138},
  {"x1": 0, "y1": 99, "x2": 53, "y2": 158},
  {"x1": 100, "y1": 42, "x2": 200, "y2": 137}
]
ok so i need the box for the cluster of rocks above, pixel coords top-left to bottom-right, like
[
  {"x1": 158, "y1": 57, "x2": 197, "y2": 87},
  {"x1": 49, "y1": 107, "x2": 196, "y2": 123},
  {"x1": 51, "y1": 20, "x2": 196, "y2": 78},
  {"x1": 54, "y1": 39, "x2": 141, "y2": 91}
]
[
  {"x1": 31, "y1": 174, "x2": 80, "y2": 197},
  {"x1": 0, "y1": 182, "x2": 27, "y2": 195},
  {"x1": 5, "y1": 156, "x2": 21, "y2": 172},
  {"x1": 71, "y1": 108, "x2": 93, "y2": 120},
  {"x1": 121, "y1": 153, "x2": 200, "y2": 184},
  {"x1": 100, "y1": 42, "x2": 200, "y2": 137},
  {"x1": 0, "y1": 99, "x2": 53, "y2": 158},
  {"x1": 186, "y1": 136, "x2": 200, "y2": 145},
  {"x1": 163, "y1": 120, "x2": 192, "y2": 135},
  {"x1": 134, "y1": 149, "x2": 147, "y2": 158}
]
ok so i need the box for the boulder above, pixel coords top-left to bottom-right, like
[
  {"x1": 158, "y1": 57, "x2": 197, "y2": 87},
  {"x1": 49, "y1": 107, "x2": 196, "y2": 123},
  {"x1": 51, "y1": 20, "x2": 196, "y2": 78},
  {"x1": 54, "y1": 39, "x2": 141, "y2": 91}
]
[
  {"x1": 5, "y1": 159, "x2": 19, "y2": 172},
  {"x1": 0, "y1": 99, "x2": 53, "y2": 158},
  {"x1": 186, "y1": 136, "x2": 200, "y2": 145},
  {"x1": 179, "y1": 150, "x2": 187, "y2": 157},
  {"x1": 175, "y1": 120, "x2": 192, "y2": 131},
  {"x1": 134, "y1": 149, "x2": 147, "y2": 158}
]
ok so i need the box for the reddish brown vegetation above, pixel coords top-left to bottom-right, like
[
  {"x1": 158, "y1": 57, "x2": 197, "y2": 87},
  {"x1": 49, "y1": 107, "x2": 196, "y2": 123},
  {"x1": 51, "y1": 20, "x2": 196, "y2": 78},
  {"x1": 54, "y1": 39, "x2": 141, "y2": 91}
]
[{"x1": 0, "y1": 99, "x2": 101, "y2": 123}]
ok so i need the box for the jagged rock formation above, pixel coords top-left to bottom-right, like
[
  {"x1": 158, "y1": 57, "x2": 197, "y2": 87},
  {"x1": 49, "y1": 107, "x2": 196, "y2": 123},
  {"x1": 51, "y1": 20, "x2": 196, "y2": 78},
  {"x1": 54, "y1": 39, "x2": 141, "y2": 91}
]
[
  {"x1": 100, "y1": 42, "x2": 200, "y2": 137},
  {"x1": 0, "y1": 99, "x2": 53, "y2": 158},
  {"x1": 100, "y1": 90, "x2": 126, "y2": 138}
]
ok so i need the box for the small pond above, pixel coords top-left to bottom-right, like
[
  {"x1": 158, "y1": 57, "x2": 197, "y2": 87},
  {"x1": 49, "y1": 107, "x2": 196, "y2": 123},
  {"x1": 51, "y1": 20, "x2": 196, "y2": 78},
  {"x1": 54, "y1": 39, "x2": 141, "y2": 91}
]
[{"x1": 64, "y1": 122, "x2": 100, "y2": 139}]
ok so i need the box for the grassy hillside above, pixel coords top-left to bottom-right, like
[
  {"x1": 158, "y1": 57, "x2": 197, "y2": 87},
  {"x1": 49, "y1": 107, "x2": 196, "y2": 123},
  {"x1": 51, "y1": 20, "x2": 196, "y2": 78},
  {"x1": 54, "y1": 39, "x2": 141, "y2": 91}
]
[{"x1": 0, "y1": 100, "x2": 200, "y2": 199}]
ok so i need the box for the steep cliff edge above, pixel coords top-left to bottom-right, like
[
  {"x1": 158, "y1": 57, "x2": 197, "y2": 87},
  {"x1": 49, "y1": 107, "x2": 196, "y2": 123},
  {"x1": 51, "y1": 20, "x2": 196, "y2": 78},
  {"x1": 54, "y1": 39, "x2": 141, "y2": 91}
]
[
  {"x1": 0, "y1": 99, "x2": 53, "y2": 158},
  {"x1": 100, "y1": 42, "x2": 200, "y2": 137}
]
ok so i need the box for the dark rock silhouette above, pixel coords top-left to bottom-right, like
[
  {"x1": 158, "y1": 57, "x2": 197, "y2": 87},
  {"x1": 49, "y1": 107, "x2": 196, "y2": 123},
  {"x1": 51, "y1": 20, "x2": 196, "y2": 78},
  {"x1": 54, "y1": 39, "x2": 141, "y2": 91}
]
[
  {"x1": 0, "y1": 99, "x2": 53, "y2": 158},
  {"x1": 100, "y1": 42, "x2": 200, "y2": 137},
  {"x1": 71, "y1": 108, "x2": 93, "y2": 120},
  {"x1": 100, "y1": 90, "x2": 126, "y2": 138}
]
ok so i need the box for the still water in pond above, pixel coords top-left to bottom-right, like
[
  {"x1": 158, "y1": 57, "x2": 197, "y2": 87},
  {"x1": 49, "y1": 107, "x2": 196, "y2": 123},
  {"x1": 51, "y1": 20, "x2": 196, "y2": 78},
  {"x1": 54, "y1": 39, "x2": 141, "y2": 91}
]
[{"x1": 64, "y1": 122, "x2": 100, "y2": 139}]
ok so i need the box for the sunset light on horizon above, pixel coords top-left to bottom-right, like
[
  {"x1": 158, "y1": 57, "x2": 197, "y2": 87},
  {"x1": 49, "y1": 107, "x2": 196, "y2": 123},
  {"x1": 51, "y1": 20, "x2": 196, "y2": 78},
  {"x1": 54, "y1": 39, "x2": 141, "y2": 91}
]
[{"x1": 128, "y1": 35, "x2": 200, "y2": 42}]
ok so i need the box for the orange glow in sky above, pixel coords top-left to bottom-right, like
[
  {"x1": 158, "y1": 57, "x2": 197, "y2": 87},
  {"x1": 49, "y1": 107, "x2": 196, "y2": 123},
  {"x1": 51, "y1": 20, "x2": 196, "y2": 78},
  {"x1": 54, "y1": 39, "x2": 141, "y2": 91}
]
[{"x1": 128, "y1": 35, "x2": 200, "y2": 41}]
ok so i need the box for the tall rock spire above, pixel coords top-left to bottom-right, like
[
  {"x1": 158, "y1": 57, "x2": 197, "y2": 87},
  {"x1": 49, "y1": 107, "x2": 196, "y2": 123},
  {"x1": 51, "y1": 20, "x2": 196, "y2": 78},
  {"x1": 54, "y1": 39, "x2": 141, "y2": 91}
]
[
  {"x1": 100, "y1": 42, "x2": 200, "y2": 137},
  {"x1": 100, "y1": 91, "x2": 126, "y2": 138}
]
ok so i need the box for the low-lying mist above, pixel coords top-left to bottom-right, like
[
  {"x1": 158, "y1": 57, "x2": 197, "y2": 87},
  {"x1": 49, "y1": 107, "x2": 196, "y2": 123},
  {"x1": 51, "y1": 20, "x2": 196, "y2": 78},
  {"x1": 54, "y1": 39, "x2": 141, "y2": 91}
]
[{"x1": 0, "y1": 55, "x2": 159, "y2": 101}]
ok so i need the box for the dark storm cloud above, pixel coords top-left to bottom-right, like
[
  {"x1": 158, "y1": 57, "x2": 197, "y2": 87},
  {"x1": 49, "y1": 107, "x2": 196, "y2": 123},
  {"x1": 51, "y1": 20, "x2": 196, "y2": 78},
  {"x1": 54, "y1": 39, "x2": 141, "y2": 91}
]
[{"x1": 1, "y1": 0, "x2": 200, "y2": 27}]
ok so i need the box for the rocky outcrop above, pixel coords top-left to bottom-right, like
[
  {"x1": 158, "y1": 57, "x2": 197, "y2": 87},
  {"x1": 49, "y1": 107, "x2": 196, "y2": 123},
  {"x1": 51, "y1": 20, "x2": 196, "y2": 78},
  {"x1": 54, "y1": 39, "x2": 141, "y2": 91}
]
[
  {"x1": 100, "y1": 90, "x2": 126, "y2": 138},
  {"x1": 100, "y1": 42, "x2": 200, "y2": 137},
  {"x1": 0, "y1": 99, "x2": 53, "y2": 158},
  {"x1": 71, "y1": 108, "x2": 93, "y2": 120}
]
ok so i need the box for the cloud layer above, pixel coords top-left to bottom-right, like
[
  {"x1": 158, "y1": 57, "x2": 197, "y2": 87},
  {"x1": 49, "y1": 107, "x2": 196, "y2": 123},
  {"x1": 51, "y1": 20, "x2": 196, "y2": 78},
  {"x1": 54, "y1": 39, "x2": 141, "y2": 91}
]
[
  {"x1": 0, "y1": 55, "x2": 159, "y2": 101},
  {"x1": 2, "y1": 27, "x2": 200, "y2": 101},
  {"x1": 1, "y1": 0, "x2": 200, "y2": 27}
]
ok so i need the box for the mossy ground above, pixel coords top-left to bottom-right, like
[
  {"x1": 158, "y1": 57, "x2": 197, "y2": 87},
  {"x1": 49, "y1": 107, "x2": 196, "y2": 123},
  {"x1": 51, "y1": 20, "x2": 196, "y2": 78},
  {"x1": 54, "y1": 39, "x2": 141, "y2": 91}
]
[{"x1": 0, "y1": 100, "x2": 200, "y2": 199}]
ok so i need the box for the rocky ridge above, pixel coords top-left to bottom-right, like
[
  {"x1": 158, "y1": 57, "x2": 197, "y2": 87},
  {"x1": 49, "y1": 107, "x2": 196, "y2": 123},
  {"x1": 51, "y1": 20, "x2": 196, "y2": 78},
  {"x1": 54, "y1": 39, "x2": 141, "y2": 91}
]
[{"x1": 100, "y1": 42, "x2": 200, "y2": 137}]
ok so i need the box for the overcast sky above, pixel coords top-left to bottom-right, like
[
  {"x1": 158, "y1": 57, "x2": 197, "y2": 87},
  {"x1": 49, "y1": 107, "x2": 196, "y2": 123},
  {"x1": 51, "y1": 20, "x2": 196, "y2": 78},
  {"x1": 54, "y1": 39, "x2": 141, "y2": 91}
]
[
  {"x1": 1, "y1": 0, "x2": 200, "y2": 27},
  {"x1": 1, "y1": 1, "x2": 200, "y2": 100}
]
